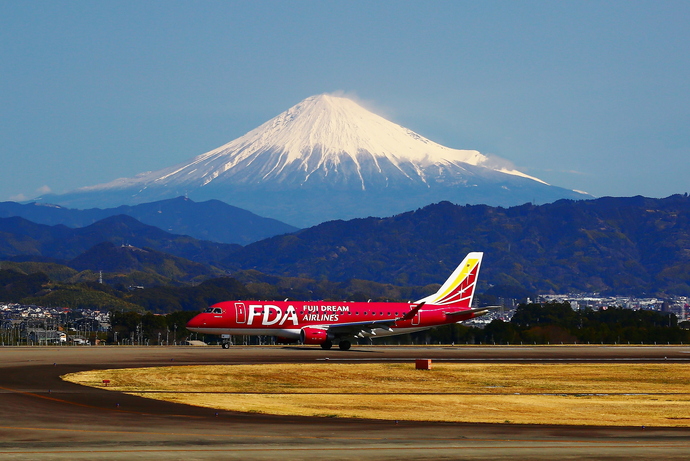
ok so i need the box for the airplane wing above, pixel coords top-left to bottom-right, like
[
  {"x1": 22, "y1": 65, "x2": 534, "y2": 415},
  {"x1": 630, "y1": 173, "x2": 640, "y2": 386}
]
[
  {"x1": 323, "y1": 318, "x2": 399, "y2": 338},
  {"x1": 398, "y1": 302, "x2": 424, "y2": 321},
  {"x1": 444, "y1": 306, "x2": 501, "y2": 318},
  {"x1": 318, "y1": 303, "x2": 426, "y2": 338},
  {"x1": 319, "y1": 304, "x2": 499, "y2": 339}
]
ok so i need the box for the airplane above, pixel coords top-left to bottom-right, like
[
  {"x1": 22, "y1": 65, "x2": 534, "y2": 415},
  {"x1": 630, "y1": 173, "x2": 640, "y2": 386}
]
[{"x1": 186, "y1": 252, "x2": 492, "y2": 350}]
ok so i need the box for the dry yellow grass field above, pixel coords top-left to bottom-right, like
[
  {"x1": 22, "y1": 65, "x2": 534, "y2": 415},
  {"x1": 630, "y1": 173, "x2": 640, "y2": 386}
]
[{"x1": 63, "y1": 363, "x2": 690, "y2": 426}]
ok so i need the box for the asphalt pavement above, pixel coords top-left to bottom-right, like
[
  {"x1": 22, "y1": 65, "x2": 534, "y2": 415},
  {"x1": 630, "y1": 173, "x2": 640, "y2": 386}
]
[{"x1": 1, "y1": 345, "x2": 689, "y2": 460}]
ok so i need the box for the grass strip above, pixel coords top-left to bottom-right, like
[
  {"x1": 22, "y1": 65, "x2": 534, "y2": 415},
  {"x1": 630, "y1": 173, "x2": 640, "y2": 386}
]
[{"x1": 63, "y1": 363, "x2": 690, "y2": 426}]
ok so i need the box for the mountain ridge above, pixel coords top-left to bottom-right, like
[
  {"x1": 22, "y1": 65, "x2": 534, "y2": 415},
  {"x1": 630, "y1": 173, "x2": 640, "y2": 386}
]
[
  {"x1": 221, "y1": 194, "x2": 690, "y2": 296},
  {"x1": 3, "y1": 194, "x2": 690, "y2": 296},
  {"x1": 0, "y1": 214, "x2": 241, "y2": 265},
  {"x1": 0, "y1": 196, "x2": 297, "y2": 245}
]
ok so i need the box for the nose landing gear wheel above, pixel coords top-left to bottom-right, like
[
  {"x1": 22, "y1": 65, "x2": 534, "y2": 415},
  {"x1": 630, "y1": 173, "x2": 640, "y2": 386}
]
[
  {"x1": 221, "y1": 342, "x2": 230, "y2": 349},
  {"x1": 338, "y1": 340, "x2": 351, "y2": 351}
]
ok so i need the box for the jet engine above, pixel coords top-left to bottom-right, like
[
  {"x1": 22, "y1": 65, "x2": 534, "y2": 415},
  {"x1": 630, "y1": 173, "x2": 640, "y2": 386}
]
[{"x1": 300, "y1": 327, "x2": 329, "y2": 345}]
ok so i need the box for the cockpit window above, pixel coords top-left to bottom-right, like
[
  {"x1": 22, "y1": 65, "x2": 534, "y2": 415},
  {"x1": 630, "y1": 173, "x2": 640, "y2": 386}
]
[{"x1": 205, "y1": 307, "x2": 223, "y2": 314}]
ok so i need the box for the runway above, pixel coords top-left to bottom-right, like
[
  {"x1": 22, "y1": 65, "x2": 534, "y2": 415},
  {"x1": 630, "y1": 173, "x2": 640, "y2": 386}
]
[{"x1": 1, "y1": 345, "x2": 689, "y2": 460}]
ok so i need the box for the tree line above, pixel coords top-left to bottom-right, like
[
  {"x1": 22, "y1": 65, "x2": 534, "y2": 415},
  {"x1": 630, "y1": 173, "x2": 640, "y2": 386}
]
[
  {"x1": 417, "y1": 302, "x2": 690, "y2": 345},
  {"x1": 108, "y1": 301, "x2": 690, "y2": 346},
  {"x1": 109, "y1": 310, "x2": 199, "y2": 344}
]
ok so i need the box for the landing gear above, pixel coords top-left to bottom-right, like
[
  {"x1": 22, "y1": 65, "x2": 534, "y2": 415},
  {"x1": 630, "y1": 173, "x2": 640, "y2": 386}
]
[
  {"x1": 221, "y1": 342, "x2": 230, "y2": 349},
  {"x1": 338, "y1": 340, "x2": 351, "y2": 351},
  {"x1": 320, "y1": 340, "x2": 333, "y2": 350}
]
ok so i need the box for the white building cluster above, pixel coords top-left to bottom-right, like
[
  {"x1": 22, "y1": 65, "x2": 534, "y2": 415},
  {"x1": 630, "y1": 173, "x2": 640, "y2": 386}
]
[
  {"x1": 465, "y1": 294, "x2": 690, "y2": 328},
  {"x1": 539, "y1": 294, "x2": 689, "y2": 321},
  {"x1": 0, "y1": 303, "x2": 110, "y2": 345}
]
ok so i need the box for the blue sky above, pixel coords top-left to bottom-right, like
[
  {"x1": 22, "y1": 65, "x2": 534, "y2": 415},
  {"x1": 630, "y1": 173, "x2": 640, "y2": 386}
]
[{"x1": 1, "y1": 1, "x2": 689, "y2": 203}]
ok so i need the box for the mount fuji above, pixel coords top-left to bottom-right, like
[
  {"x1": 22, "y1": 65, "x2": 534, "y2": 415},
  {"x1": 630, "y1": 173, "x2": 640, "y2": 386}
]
[{"x1": 41, "y1": 94, "x2": 589, "y2": 227}]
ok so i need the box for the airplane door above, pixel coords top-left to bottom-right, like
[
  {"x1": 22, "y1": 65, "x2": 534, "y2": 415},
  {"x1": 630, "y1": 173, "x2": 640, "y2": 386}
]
[
  {"x1": 235, "y1": 303, "x2": 247, "y2": 324},
  {"x1": 412, "y1": 310, "x2": 420, "y2": 325}
]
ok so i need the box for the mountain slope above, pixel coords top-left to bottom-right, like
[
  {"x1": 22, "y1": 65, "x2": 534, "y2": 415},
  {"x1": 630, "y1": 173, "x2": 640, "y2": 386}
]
[
  {"x1": 40, "y1": 94, "x2": 588, "y2": 227},
  {"x1": 0, "y1": 215, "x2": 240, "y2": 264},
  {"x1": 221, "y1": 194, "x2": 690, "y2": 296},
  {"x1": 69, "y1": 242, "x2": 223, "y2": 282},
  {"x1": 0, "y1": 196, "x2": 298, "y2": 245}
]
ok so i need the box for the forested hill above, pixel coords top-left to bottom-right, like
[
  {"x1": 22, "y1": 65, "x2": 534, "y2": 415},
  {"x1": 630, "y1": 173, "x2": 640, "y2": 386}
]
[{"x1": 223, "y1": 194, "x2": 690, "y2": 296}]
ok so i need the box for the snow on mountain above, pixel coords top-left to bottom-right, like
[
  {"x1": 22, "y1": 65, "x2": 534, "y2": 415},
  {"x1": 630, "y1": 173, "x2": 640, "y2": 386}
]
[
  {"x1": 42, "y1": 94, "x2": 589, "y2": 227},
  {"x1": 79, "y1": 94, "x2": 546, "y2": 192}
]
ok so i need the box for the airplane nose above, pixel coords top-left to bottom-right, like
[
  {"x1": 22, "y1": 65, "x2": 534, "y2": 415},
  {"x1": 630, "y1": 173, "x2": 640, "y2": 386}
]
[{"x1": 186, "y1": 314, "x2": 205, "y2": 329}]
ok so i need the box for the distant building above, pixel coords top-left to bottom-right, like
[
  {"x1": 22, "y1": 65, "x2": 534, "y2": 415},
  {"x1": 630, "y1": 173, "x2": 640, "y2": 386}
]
[{"x1": 26, "y1": 329, "x2": 66, "y2": 344}]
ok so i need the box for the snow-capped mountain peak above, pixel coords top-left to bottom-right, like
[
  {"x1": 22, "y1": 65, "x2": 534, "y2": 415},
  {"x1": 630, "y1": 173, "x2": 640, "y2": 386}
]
[
  {"x1": 83, "y1": 93, "x2": 544, "y2": 193},
  {"x1": 236, "y1": 93, "x2": 481, "y2": 166},
  {"x1": 46, "y1": 93, "x2": 587, "y2": 227}
]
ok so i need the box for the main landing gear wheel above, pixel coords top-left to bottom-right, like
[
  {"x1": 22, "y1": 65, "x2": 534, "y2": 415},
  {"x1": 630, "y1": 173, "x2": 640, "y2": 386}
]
[
  {"x1": 338, "y1": 340, "x2": 351, "y2": 351},
  {"x1": 221, "y1": 342, "x2": 230, "y2": 349},
  {"x1": 320, "y1": 340, "x2": 333, "y2": 350}
]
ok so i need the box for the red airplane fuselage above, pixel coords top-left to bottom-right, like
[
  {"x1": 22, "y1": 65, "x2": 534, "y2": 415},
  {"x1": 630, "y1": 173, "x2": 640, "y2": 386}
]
[
  {"x1": 186, "y1": 300, "x2": 479, "y2": 339},
  {"x1": 186, "y1": 252, "x2": 487, "y2": 350}
]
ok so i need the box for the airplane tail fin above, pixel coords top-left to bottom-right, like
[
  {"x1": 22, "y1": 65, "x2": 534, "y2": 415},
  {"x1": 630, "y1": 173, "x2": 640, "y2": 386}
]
[{"x1": 415, "y1": 252, "x2": 483, "y2": 308}]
